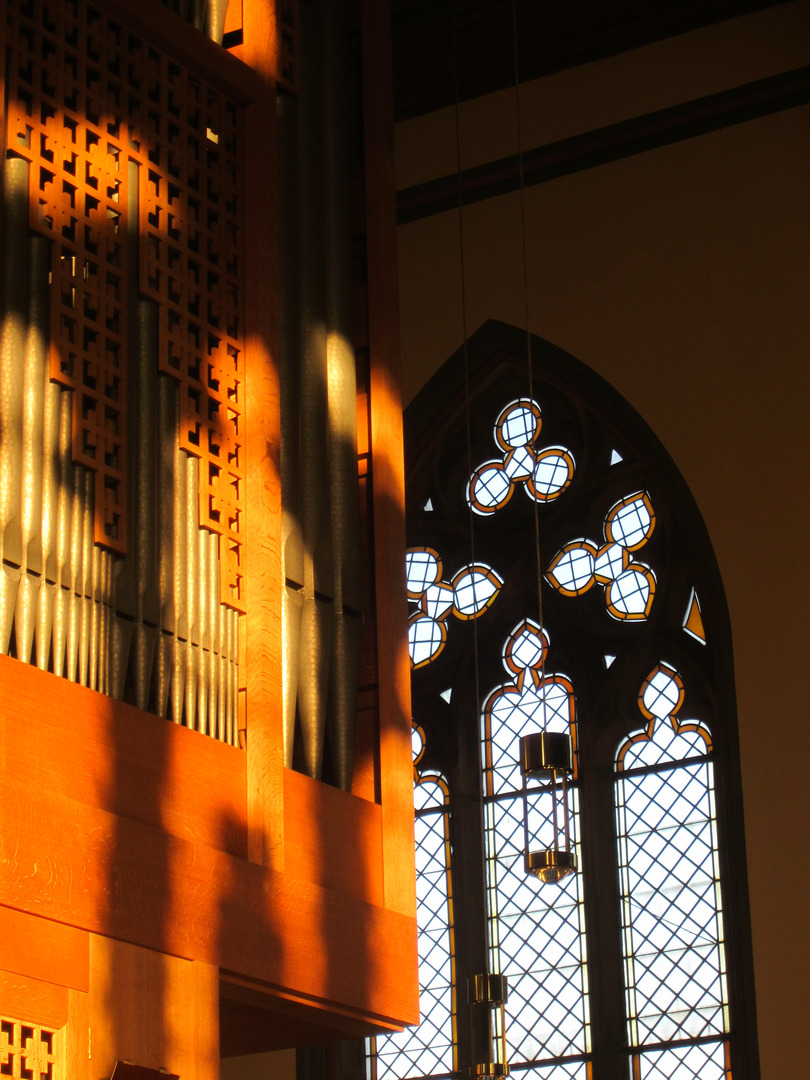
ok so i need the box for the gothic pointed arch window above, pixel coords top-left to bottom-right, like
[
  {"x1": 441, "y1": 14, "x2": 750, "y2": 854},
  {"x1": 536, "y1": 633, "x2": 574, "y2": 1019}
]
[{"x1": 388, "y1": 322, "x2": 758, "y2": 1080}]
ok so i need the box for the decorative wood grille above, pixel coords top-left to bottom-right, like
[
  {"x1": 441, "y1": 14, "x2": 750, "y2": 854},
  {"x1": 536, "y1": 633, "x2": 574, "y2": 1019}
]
[
  {"x1": 0, "y1": 1017, "x2": 58, "y2": 1080},
  {"x1": 5, "y1": 0, "x2": 245, "y2": 608}
]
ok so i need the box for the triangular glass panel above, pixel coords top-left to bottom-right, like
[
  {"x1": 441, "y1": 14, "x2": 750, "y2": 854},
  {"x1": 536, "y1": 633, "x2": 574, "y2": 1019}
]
[
  {"x1": 683, "y1": 588, "x2": 706, "y2": 644},
  {"x1": 440, "y1": 688, "x2": 452, "y2": 704},
  {"x1": 424, "y1": 497, "x2": 434, "y2": 511},
  {"x1": 604, "y1": 654, "x2": 616, "y2": 668},
  {"x1": 610, "y1": 449, "x2": 623, "y2": 465}
]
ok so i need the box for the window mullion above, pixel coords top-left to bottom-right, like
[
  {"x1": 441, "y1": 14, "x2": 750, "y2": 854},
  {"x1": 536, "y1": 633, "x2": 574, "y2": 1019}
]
[{"x1": 576, "y1": 720, "x2": 629, "y2": 1080}]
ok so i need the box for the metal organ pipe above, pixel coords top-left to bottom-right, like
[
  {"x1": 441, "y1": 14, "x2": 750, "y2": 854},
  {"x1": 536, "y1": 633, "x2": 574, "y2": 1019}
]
[
  {"x1": 278, "y1": 86, "x2": 305, "y2": 770},
  {"x1": 322, "y1": 0, "x2": 363, "y2": 792},
  {"x1": 0, "y1": 157, "x2": 28, "y2": 654},
  {"x1": 16, "y1": 233, "x2": 48, "y2": 666},
  {"x1": 296, "y1": 0, "x2": 334, "y2": 781},
  {"x1": 277, "y1": 0, "x2": 363, "y2": 787}
]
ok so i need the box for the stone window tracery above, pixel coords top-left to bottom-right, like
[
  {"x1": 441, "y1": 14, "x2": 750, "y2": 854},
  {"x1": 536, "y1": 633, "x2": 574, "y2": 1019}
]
[{"x1": 385, "y1": 325, "x2": 753, "y2": 1080}]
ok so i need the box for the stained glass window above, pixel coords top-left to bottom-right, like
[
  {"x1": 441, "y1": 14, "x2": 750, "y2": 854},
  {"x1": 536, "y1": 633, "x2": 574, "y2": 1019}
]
[
  {"x1": 406, "y1": 547, "x2": 502, "y2": 668},
  {"x1": 617, "y1": 664, "x2": 730, "y2": 1080},
  {"x1": 467, "y1": 398, "x2": 575, "y2": 515},
  {"x1": 547, "y1": 492, "x2": 656, "y2": 622},
  {"x1": 382, "y1": 324, "x2": 754, "y2": 1080},
  {"x1": 483, "y1": 622, "x2": 590, "y2": 1076}
]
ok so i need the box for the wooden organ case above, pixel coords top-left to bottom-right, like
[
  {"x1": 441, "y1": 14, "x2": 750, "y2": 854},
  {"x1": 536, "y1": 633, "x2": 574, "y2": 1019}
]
[{"x1": 0, "y1": 0, "x2": 417, "y2": 1075}]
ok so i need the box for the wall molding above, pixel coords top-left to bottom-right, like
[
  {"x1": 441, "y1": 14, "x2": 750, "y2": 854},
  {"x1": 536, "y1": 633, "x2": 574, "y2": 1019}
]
[{"x1": 397, "y1": 65, "x2": 810, "y2": 224}]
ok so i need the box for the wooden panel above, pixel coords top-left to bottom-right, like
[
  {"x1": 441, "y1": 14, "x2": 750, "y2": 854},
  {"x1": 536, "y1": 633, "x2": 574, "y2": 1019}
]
[
  {"x1": 0, "y1": 970, "x2": 68, "y2": 1030},
  {"x1": 242, "y1": 0, "x2": 278, "y2": 84},
  {"x1": 88, "y1": 937, "x2": 219, "y2": 1080},
  {"x1": 0, "y1": 778, "x2": 416, "y2": 1032},
  {"x1": 0, "y1": 655, "x2": 247, "y2": 857},
  {"x1": 241, "y1": 0, "x2": 284, "y2": 869},
  {"x1": 192, "y1": 960, "x2": 221, "y2": 1076},
  {"x1": 283, "y1": 769, "x2": 383, "y2": 906},
  {"x1": 66, "y1": 989, "x2": 90, "y2": 1080},
  {"x1": 104, "y1": 0, "x2": 266, "y2": 103},
  {"x1": 0, "y1": 905, "x2": 89, "y2": 992},
  {"x1": 351, "y1": 691, "x2": 381, "y2": 804}
]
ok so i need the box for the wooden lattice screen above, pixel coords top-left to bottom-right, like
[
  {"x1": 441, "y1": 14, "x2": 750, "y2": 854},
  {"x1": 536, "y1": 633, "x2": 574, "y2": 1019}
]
[
  {"x1": 5, "y1": 0, "x2": 245, "y2": 608},
  {"x1": 0, "y1": 1017, "x2": 58, "y2": 1079}
]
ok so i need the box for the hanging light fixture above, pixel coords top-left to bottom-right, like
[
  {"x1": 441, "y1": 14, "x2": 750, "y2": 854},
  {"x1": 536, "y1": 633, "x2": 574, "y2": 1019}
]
[
  {"x1": 467, "y1": 973, "x2": 509, "y2": 1078},
  {"x1": 519, "y1": 730, "x2": 576, "y2": 883}
]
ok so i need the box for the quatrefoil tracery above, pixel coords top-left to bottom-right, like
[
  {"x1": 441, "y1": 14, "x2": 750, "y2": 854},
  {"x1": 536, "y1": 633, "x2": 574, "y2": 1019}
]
[
  {"x1": 546, "y1": 491, "x2": 657, "y2": 621},
  {"x1": 467, "y1": 398, "x2": 576, "y2": 516},
  {"x1": 406, "y1": 547, "x2": 503, "y2": 669}
]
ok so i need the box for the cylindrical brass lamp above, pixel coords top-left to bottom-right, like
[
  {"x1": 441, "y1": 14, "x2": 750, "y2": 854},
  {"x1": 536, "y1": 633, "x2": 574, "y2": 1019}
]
[
  {"x1": 467, "y1": 973, "x2": 509, "y2": 1078},
  {"x1": 519, "y1": 732, "x2": 576, "y2": 884}
]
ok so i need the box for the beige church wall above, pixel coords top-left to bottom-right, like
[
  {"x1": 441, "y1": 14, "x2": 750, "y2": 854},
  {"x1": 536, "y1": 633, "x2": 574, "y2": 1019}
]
[
  {"x1": 395, "y1": 7, "x2": 810, "y2": 1079},
  {"x1": 395, "y1": 1, "x2": 810, "y2": 191}
]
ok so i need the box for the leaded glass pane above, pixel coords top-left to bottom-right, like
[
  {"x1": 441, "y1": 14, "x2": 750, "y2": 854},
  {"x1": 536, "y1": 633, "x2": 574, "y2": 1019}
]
[
  {"x1": 486, "y1": 791, "x2": 589, "y2": 1064},
  {"x1": 406, "y1": 548, "x2": 441, "y2": 595},
  {"x1": 376, "y1": 775, "x2": 455, "y2": 1080},
  {"x1": 484, "y1": 625, "x2": 589, "y2": 1071},
  {"x1": 529, "y1": 448, "x2": 575, "y2": 502},
  {"x1": 639, "y1": 665, "x2": 684, "y2": 723},
  {"x1": 510, "y1": 1063, "x2": 590, "y2": 1080},
  {"x1": 505, "y1": 445, "x2": 537, "y2": 481},
  {"x1": 546, "y1": 543, "x2": 595, "y2": 596},
  {"x1": 408, "y1": 615, "x2": 446, "y2": 668},
  {"x1": 406, "y1": 549, "x2": 502, "y2": 667},
  {"x1": 468, "y1": 398, "x2": 576, "y2": 516},
  {"x1": 469, "y1": 462, "x2": 512, "y2": 514},
  {"x1": 593, "y1": 542, "x2": 628, "y2": 583},
  {"x1": 423, "y1": 581, "x2": 455, "y2": 620},
  {"x1": 616, "y1": 667, "x2": 729, "y2": 1070},
  {"x1": 499, "y1": 401, "x2": 541, "y2": 448},
  {"x1": 632, "y1": 1038, "x2": 729, "y2": 1080},
  {"x1": 606, "y1": 565, "x2": 654, "y2": 621},
  {"x1": 606, "y1": 493, "x2": 655, "y2": 550},
  {"x1": 452, "y1": 565, "x2": 503, "y2": 618}
]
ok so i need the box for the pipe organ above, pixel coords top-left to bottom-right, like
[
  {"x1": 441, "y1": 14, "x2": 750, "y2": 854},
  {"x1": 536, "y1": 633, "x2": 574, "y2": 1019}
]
[
  {"x1": 1, "y1": 0, "x2": 368, "y2": 780},
  {"x1": 1, "y1": 0, "x2": 243, "y2": 739},
  {"x1": 0, "y1": 0, "x2": 417, "y2": 1074}
]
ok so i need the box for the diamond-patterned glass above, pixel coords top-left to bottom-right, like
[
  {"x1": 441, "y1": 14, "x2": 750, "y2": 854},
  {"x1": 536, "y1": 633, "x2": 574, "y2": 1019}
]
[
  {"x1": 375, "y1": 775, "x2": 455, "y2": 1080},
  {"x1": 549, "y1": 490, "x2": 656, "y2": 621},
  {"x1": 483, "y1": 631, "x2": 589, "y2": 1070},
  {"x1": 423, "y1": 582, "x2": 455, "y2": 620},
  {"x1": 633, "y1": 1038, "x2": 729, "y2": 1080},
  {"x1": 616, "y1": 671, "x2": 729, "y2": 1067},
  {"x1": 510, "y1": 1062, "x2": 590, "y2": 1080},
  {"x1": 468, "y1": 399, "x2": 576, "y2": 515}
]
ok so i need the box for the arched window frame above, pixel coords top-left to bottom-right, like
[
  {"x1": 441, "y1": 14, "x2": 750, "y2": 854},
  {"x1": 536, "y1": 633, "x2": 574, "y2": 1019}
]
[{"x1": 395, "y1": 322, "x2": 758, "y2": 1080}]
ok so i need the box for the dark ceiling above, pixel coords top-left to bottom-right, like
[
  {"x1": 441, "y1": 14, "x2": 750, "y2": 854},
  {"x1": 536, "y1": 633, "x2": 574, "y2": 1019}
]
[{"x1": 390, "y1": 0, "x2": 790, "y2": 120}]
